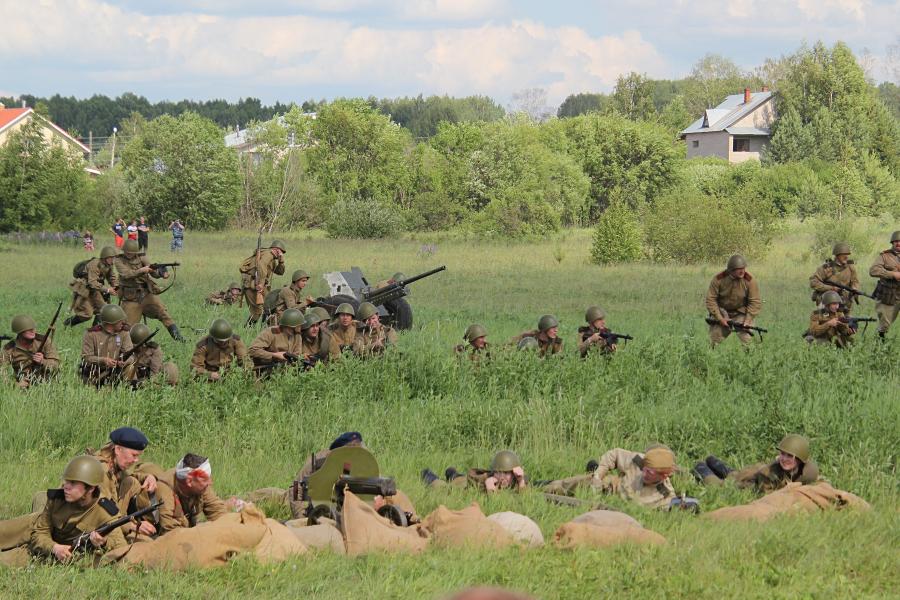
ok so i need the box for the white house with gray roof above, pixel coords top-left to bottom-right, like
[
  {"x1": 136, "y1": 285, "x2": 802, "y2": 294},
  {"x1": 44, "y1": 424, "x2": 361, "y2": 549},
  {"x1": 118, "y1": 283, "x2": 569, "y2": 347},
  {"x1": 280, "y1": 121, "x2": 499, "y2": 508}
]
[{"x1": 680, "y1": 89, "x2": 775, "y2": 163}]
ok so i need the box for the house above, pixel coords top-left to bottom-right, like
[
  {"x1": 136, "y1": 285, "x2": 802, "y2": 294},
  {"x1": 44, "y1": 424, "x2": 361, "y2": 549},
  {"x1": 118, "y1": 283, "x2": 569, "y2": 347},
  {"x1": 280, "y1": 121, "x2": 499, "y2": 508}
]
[
  {"x1": 224, "y1": 112, "x2": 316, "y2": 162},
  {"x1": 0, "y1": 103, "x2": 91, "y2": 159},
  {"x1": 680, "y1": 89, "x2": 775, "y2": 163}
]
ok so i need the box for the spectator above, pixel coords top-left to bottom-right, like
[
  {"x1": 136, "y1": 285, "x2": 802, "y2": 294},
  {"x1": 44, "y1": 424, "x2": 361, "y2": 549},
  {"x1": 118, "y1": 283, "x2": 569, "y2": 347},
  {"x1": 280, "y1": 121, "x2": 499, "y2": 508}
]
[
  {"x1": 82, "y1": 230, "x2": 94, "y2": 251},
  {"x1": 112, "y1": 218, "x2": 125, "y2": 248},
  {"x1": 137, "y1": 216, "x2": 150, "y2": 251},
  {"x1": 127, "y1": 219, "x2": 138, "y2": 242},
  {"x1": 169, "y1": 219, "x2": 185, "y2": 252}
]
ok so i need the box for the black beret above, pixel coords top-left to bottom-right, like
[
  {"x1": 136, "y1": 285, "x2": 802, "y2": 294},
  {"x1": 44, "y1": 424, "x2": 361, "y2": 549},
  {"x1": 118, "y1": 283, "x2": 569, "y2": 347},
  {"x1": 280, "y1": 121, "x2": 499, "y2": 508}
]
[
  {"x1": 109, "y1": 427, "x2": 149, "y2": 451},
  {"x1": 329, "y1": 431, "x2": 363, "y2": 450}
]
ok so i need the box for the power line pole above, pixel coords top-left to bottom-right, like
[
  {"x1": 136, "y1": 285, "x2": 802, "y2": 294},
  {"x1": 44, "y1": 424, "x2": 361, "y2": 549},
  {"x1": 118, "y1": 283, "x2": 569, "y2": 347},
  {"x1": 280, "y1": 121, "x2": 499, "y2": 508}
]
[{"x1": 110, "y1": 127, "x2": 117, "y2": 169}]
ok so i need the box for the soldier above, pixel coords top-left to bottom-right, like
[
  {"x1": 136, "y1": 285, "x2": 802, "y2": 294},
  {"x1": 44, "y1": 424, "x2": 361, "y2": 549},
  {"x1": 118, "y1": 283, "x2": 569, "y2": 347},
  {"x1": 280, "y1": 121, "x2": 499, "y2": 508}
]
[
  {"x1": 807, "y1": 291, "x2": 855, "y2": 348},
  {"x1": 1, "y1": 315, "x2": 60, "y2": 389},
  {"x1": 577, "y1": 306, "x2": 615, "y2": 357},
  {"x1": 328, "y1": 303, "x2": 358, "y2": 352},
  {"x1": 80, "y1": 304, "x2": 133, "y2": 387},
  {"x1": 190, "y1": 319, "x2": 251, "y2": 382},
  {"x1": 705, "y1": 254, "x2": 762, "y2": 346},
  {"x1": 509, "y1": 315, "x2": 563, "y2": 357},
  {"x1": 352, "y1": 302, "x2": 398, "y2": 357},
  {"x1": 239, "y1": 239, "x2": 286, "y2": 326},
  {"x1": 693, "y1": 434, "x2": 819, "y2": 495},
  {"x1": 542, "y1": 445, "x2": 679, "y2": 510},
  {"x1": 205, "y1": 282, "x2": 242, "y2": 306},
  {"x1": 288, "y1": 432, "x2": 365, "y2": 518},
  {"x1": 64, "y1": 246, "x2": 119, "y2": 327},
  {"x1": 516, "y1": 337, "x2": 540, "y2": 351},
  {"x1": 128, "y1": 324, "x2": 179, "y2": 387},
  {"x1": 809, "y1": 242, "x2": 860, "y2": 311},
  {"x1": 300, "y1": 310, "x2": 339, "y2": 365},
  {"x1": 89, "y1": 427, "x2": 158, "y2": 519},
  {"x1": 248, "y1": 308, "x2": 304, "y2": 375},
  {"x1": 421, "y1": 451, "x2": 527, "y2": 493},
  {"x1": 455, "y1": 324, "x2": 490, "y2": 360},
  {"x1": 115, "y1": 239, "x2": 183, "y2": 341},
  {"x1": 144, "y1": 453, "x2": 227, "y2": 534},
  {"x1": 869, "y1": 230, "x2": 900, "y2": 338},
  {"x1": 266, "y1": 269, "x2": 314, "y2": 324}
]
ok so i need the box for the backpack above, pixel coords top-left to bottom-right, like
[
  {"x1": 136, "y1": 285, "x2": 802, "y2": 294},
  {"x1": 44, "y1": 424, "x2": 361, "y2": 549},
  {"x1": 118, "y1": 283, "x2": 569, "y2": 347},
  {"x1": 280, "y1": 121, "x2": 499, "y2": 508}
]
[
  {"x1": 73, "y1": 258, "x2": 95, "y2": 279},
  {"x1": 264, "y1": 288, "x2": 282, "y2": 311}
]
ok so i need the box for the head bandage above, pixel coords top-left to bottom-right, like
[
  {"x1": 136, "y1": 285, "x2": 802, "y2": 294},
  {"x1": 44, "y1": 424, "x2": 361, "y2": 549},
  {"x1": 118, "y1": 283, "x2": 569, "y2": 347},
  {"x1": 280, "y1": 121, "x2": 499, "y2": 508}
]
[{"x1": 175, "y1": 458, "x2": 212, "y2": 480}]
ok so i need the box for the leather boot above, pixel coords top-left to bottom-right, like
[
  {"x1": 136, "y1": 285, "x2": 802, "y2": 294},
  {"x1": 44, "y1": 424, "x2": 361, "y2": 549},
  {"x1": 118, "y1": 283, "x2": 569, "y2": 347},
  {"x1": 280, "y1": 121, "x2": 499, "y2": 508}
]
[
  {"x1": 421, "y1": 468, "x2": 440, "y2": 486},
  {"x1": 167, "y1": 324, "x2": 185, "y2": 342},
  {"x1": 692, "y1": 462, "x2": 722, "y2": 485},
  {"x1": 705, "y1": 455, "x2": 733, "y2": 479}
]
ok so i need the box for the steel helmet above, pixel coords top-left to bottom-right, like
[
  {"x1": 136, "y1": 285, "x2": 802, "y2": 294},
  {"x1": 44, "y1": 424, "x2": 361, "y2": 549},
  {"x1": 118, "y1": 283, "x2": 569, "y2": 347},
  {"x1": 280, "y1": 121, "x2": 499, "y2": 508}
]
[
  {"x1": 357, "y1": 302, "x2": 378, "y2": 321},
  {"x1": 11, "y1": 315, "x2": 36, "y2": 335},
  {"x1": 310, "y1": 306, "x2": 330, "y2": 322},
  {"x1": 517, "y1": 337, "x2": 540, "y2": 351},
  {"x1": 584, "y1": 306, "x2": 606, "y2": 323},
  {"x1": 280, "y1": 308, "x2": 305, "y2": 328},
  {"x1": 292, "y1": 269, "x2": 309, "y2": 282},
  {"x1": 130, "y1": 323, "x2": 152, "y2": 345},
  {"x1": 122, "y1": 239, "x2": 141, "y2": 254},
  {"x1": 726, "y1": 254, "x2": 747, "y2": 271},
  {"x1": 270, "y1": 239, "x2": 287, "y2": 252},
  {"x1": 100, "y1": 246, "x2": 119, "y2": 259},
  {"x1": 335, "y1": 303, "x2": 356, "y2": 317},
  {"x1": 464, "y1": 324, "x2": 487, "y2": 342},
  {"x1": 490, "y1": 450, "x2": 522, "y2": 472},
  {"x1": 537, "y1": 314, "x2": 559, "y2": 332},
  {"x1": 302, "y1": 310, "x2": 325, "y2": 330},
  {"x1": 777, "y1": 434, "x2": 810, "y2": 463},
  {"x1": 228, "y1": 282, "x2": 241, "y2": 291},
  {"x1": 99, "y1": 304, "x2": 126, "y2": 324},
  {"x1": 891, "y1": 231, "x2": 900, "y2": 243},
  {"x1": 62, "y1": 455, "x2": 105, "y2": 487},
  {"x1": 821, "y1": 290, "x2": 842, "y2": 305},
  {"x1": 210, "y1": 318, "x2": 233, "y2": 342},
  {"x1": 832, "y1": 242, "x2": 851, "y2": 256}
]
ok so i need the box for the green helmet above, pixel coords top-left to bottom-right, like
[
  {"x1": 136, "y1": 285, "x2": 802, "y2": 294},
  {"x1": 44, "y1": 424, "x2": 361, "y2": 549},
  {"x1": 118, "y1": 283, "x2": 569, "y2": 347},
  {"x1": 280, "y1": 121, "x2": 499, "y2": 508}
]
[
  {"x1": 310, "y1": 306, "x2": 330, "y2": 322},
  {"x1": 99, "y1": 304, "x2": 126, "y2": 324},
  {"x1": 537, "y1": 314, "x2": 559, "y2": 332},
  {"x1": 464, "y1": 323, "x2": 487, "y2": 342},
  {"x1": 891, "y1": 231, "x2": 900, "y2": 243},
  {"x1": 100, "y1": 246, "x2": 119, "y2": 259},
  {"x1": 292, "y1": 269, "x2": 309, "y2": 282},
  {"x1": 726, "y1": 254, "x2": 747, "y2": 271},
  {"x1": 490, "y1": 450, "x2": 522, "y2": 472},
  {"x1": 585, "y1": 306, "x2": 605, "y2": 323},
  {"x1": 210, "y1": 318, "x2": 233, "y2": 342},
  {"x1": 122, "y1": 239, "x2": 141, "y2": 254},
  {"x1": 228, "y1": 282, "x2": 241, "y2": 291},
  {"x1": 270, "y1": 239, "x2": 287, "y2": 253},
  {"x1": 335, "y1": 303, "x2": 356, "y2": 317},
  {"x1": 280, "y1": 308, "x2": 305, "y2": 328},
  {"x1": 821, "y1": 290, "x2": 842, "y2": 305},
  {"x1": 302, "y1": 311, "x2": 325, "y2": 330},
  {"x1": 777, "y1": 434, "x2": 810, "y2": 463},
  {"x1": 62, "y1": 455, "x2": 105, "y2": 487},
  {"x1": 517, "y1": 337, "x2": 540, "y2": 351},
  {"x1": 11, "y1": 315, "x2": 36, "y2": 335},
  {"x1": 832, "y1": 242, "x2": 851, "y2": 256},
  {"x1": 130, "y1": 323, "x2": 152, "y2": 345},
  {"x1": 357, "y1": 302, "x2": 377, "y2": 321}
]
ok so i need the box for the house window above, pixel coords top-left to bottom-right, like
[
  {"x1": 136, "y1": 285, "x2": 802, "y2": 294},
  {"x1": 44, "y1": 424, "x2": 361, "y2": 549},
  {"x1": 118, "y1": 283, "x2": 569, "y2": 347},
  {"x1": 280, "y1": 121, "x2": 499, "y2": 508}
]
[
  {"x1": 733, "y1": 138, "x2": 750, "y2": 152},
  {"x1": 692, "y1": 140, "x2": 699, "y2": 148}
]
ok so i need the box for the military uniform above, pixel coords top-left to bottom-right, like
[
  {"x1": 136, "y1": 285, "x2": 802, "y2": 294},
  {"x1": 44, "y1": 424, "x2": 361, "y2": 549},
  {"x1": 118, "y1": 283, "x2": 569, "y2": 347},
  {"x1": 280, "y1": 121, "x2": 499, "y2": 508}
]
[
  {"x1": 268, "y1": 285, "x2": 312, "y2": 324},
  {"x1": 329, "y1": 321, "x2": 358, "y2": 351},
  {"x1": 114, "y1": 254, "x2": 175, "y2": 328},
  {"x1": 577, "y1": 326, "x2": 613, "y2": 357},
  {"x1": 239, "y1": 248, "x2": 285, "y2": 323},
  {"x1": 809, "y1": 259, "x2": 859, "y2": 309},
  {"x1": 730, "y1": 460, "x2": 820, "y2": 494},
  {"x1": 151, "y1": 469, "x2": 227, "y2": 533},
  {"x1": 29, "y1": 492, "x2": 126, "y2": 559},
  {"x1": 205, "y1": 289, "x2": 241, "y2": 306},
  {"x1": 302, "y1": 328, "x2": 339, "y2": 363},
  {"x1": 248, "y1": 326, "x2": 304, "y2": 370},
  {"x1": 69, "y1": 258, "x2": 117, "y2": 320},
  {"x1": 427, "y1": 468, "x2": 517, "y2": 492},
  {"x1": 808, "y1": 307, "x2": 855, "y2": 348},
  {"x1": 869, "y1": 246, "x2": 900, "y2": 335},
  {"x1": 509, "y1": 330, "x2": 563, "y2": 357},
  {"x1": 80, "y1": 326, "x2": 133, "y2": 386},
  {"x1": 131, "y1": 342, "x2": 179, "y2": 386},
  {"x1": 705, "y1": 270, "x2": 762, "y2": 345},
  {"x1": 1, "y1": 335, "x2": 59, "y2": 388},
  {"x1": 352, "y1": 324, "x2": 398, "y2": 357},
  {"x1": 454, "y1": 342, "x2": 491, "y2": 362},
  {"x1": 190, "y1": 335, "x2": 250, "y2": 380}
]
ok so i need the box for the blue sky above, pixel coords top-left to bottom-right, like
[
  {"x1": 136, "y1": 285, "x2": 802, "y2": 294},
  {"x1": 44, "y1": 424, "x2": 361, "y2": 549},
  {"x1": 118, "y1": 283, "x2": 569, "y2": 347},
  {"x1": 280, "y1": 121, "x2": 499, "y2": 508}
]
[{"x1": 1, "y1": 1, "x2": 897, "y2": 107}]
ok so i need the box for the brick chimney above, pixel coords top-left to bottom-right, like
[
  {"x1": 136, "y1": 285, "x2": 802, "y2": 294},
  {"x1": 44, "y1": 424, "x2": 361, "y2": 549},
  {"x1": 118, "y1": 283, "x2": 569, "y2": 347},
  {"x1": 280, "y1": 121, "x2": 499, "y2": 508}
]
[{"x1": 744, "y1": 88, "x2": 751, "y2": 104}]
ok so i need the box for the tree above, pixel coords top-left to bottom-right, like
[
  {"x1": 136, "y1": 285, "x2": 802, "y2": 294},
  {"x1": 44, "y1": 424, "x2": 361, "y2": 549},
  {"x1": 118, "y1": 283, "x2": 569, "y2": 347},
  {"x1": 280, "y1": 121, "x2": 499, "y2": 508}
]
[
  {"x1": 657, "y1": 96, "x2": 693, "y2": 139},
  {"x1": 682, "y1": 54, "x2": 756, "y2": 115},
  {"x1": 611, "y1": 72, "x2": 656, "y2": 121},
  {"x1": 557, "y1": 93, "x2": 611, "y2": 118},
  {"x1": 508, "y1": 88, "x2": 553, "y2": 122}
]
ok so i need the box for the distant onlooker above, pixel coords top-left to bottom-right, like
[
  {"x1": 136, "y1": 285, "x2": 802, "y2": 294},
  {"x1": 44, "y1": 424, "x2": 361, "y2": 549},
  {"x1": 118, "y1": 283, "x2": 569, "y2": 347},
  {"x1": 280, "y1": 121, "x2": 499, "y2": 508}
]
[
  {"x1": 137, "y1": 216, "x2": 150, "y2": 251},
  {"x1": 82, "y1": 230, "x2": 94, "y2": 251},
  {"x1": 112, "y1": 218, "x2": 125, "y2": 248},
  {"x1": 169, "y1": 219, "x2": 185, "y2": 252},
  {"x1": 127, "y1": 219, "x2": 138, "y2": 241}
]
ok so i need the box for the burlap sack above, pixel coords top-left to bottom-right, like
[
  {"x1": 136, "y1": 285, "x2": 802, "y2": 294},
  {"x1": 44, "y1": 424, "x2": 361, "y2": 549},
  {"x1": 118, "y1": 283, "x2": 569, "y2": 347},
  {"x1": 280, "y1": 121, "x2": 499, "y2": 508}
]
[
  {"x1": 705, "y1": 482, "x2": 871, "y2": 523},
  {"x1": 341, "y1": 491, "x2": 429, "y2": 556},
  {"x1": 553, "y1": 522, "x2": 666, "y2": 549},
  {"x1": 284, "y1": 522, "x2": 346, "y2": 554},
  {"x1": 486, "y1": 512, "x2": 544, "y2": 548},
  {"x1": 254, "y1": 518, "x2": 308, "y2": 563},
  {"x1": 419, "y1": 503, "x2": 514, "y2": 550},
  {"x1": 570, "y1": 510, "x2": 643, "y2": 529}
]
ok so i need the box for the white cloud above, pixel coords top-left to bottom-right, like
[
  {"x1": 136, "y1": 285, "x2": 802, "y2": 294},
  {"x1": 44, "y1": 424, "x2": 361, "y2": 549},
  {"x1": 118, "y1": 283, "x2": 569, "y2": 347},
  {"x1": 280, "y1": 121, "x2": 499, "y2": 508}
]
[
  {"x1": 397, "y1": 0, "x2": 509, "y2": 21},
  {"x1": 795, "y1": 0, "x2": 868, "y2": 21}
]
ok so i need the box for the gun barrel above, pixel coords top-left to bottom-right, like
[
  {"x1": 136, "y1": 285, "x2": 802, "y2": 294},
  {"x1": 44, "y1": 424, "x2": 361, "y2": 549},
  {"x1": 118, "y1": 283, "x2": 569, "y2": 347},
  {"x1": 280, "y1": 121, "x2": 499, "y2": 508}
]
[
  {"x1": 363, "y1": 265, "x2": 446, "y2": 302},
  {"x1": 824, "y1": 279, "x2": 876, "y2": 300},
  {"x1": 396, "y1": 265, "x2": 446, "y2": 287}
]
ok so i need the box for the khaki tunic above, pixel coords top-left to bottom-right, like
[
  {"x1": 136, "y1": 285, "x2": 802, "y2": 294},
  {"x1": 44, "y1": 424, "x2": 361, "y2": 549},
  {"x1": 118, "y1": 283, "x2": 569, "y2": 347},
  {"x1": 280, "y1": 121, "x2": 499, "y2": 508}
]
[
  {"x1": 132, "y1": 343, "x2": 179, "y2": 386},
  {"x1": 1, "y1": 335, "x2": 60, "y2": 387},
  {"x1": 70, "y1": 258, "x2": 117, "y2": 318},
  {"x1": 428, "y1": 467, "x2": 516, "y2": 492},
  {"x1": 869, "y1": 248, "x2": 900, "y2": 333},
  {"x1": 328, "y1": 321, "x2": 358, "y2": 351},
  {"x1": 205, "y1": 290, "x2": 240, "y2": 306},
  {"x1": 705, "y1": 271, "x2": 761, "y2": 345},
  {"x1": 809, "y1": 260, "x2": 860, "y2": 307},
  {"x1": 808, "y1": 308, "x2": 854, "y2": 348},
  {"x1": 190, "y1": 335, "x2": 250, "y2": 379},
  {"x1": 91, "y1": 445, "x2": 158, "y2": 514},
  {"x1": 302, "y1": 329, "x2": 340, "y2": 362},
  {"x1": 248, "y1": 327, "x2": 303, "y2": 371},
  {"x1": 269, "y1": 285, "x2": 311, "y2": 322},
  {"x1": 239, "y1": 249, "x2": 285, "y2": 321},
  {"x1": 152, "y1": 469, "x2": 227, "y2": 533},
  {"x1": 352, "y1": 325, "x2": 398, "y2": 357},
  {"x1": 577, "y1": 326, "x2": 612, "y2": 357},
  {"x1": 80, "y1": 326, "x2": 133, "y2": 385},
  {"x1": 509, "y1": 330, "x2": 563, "y2": 357},
  {"x1": 730, "y1": 459, "x2": 820, "y2": 494},
  {"x1": 114, "y1": 254, "x2": 175, "y2": 327},
  {"x1": 454, "y1": 342, "x2": 491, "y2": 362},
  {"x1": 30, "y1": 492, "x2": 126, "y2": 558}
]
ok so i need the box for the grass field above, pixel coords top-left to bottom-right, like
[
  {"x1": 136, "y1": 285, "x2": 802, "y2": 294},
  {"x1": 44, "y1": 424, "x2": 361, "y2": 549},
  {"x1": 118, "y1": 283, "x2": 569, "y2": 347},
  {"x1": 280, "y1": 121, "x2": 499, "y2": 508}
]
[{"x1": 0, "y1": 223, "x2": 898, "y2": 599}]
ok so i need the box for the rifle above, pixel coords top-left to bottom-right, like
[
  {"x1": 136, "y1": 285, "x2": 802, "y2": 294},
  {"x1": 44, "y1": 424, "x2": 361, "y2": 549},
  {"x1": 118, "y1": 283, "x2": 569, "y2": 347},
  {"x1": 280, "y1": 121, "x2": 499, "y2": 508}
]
[
  {"x1": 839, "y1": 316, "x2": 877, "y2": 334},
  {"x1": 36, "y1": 302, "x2": 63, "y2": 355},
  {"x1": 363, "y1": 265, "x2": 446, "y2": 306},
  {"x1": 823, "y1": 279, "x2": 877, "y2": 301},
  {"x1": 705, "y1": 317, "x2": 767, "y2": 339},
  {"x1": 0, "y1": 335, "x2": 11, "y2": 342},
  {"x1": 119, "y1": 328, "x2": 160, "y2": 363},
  {"x1": 148, "y1": 262, "x2": 180, "y2": 276},
  {"x1": 599, "y1": 331, "x2": 633, "y2": 345},
  {"x1": 71, "y1": 500, "x2": 162, "y2": 552},
  {"x1": 254, "y1": 230, "x2": 264, "y2": 306}
]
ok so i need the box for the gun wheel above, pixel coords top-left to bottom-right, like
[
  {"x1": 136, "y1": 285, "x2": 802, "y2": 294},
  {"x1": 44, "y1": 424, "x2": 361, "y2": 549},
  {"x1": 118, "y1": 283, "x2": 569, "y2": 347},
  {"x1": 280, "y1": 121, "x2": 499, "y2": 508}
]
[
  {"x1": 384, "y1": 298, "x2": 413, "y2": 330},
  {"x1": 307, "y1": 503, "x2": 338, "y2": 526},
  {"x1": 377, "y1": 504, "x2": 408, "y2": 527}
]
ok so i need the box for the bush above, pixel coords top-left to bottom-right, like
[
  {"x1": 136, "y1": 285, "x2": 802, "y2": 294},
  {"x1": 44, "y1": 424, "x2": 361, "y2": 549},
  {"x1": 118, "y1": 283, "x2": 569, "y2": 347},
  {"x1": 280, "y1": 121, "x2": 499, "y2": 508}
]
[
  {"x1": 590, "y1": 202, "x2": 643, "y2": 264},
  {"x1": 324, "y1": 197, "x2": 405, "y2": 239},
  {"x1": 809, "y1": 217, "x2": 876, "y2": 259}
]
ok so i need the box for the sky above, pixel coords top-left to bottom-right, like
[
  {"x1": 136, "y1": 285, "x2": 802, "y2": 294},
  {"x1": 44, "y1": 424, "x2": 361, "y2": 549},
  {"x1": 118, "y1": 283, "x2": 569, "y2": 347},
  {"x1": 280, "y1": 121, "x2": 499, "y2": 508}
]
[{"x1": 1, "y1": 0, "x2": 897, "y2": 107}]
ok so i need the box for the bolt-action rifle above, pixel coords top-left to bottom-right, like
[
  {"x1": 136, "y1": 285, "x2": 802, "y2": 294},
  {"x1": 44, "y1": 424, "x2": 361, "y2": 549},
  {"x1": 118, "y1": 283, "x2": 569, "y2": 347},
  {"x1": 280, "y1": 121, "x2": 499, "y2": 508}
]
[
  {"x1": 823, "y1": 279, "x2": 877, "y2": 301},
  {"x1": 71, "y1": 500, "x2": 163, "y2": 552},
  {"x1": 705, "y1": 317, "x2": 767, "y2": 340}
]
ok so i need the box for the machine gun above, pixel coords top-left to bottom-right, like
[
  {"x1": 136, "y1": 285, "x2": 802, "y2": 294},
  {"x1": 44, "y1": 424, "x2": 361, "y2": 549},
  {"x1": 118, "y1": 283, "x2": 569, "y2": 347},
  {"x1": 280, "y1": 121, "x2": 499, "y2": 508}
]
[
  {"x1": 839, "y1": 316, "x2": 877, "y2": 334},
  {"x1": 71, "y1": 500, "x2": 162, "y2": 552},
  {"x1": 599, "y1": 331, "x2": 633, "y2": 345},
  {"x1": 148, "y1": 262, "x2": 180, "y2": 276},
  {"x1": 705, "y1": 317, "x2": 768, "y2": 340},
  {"x1": 823, "y1": 279, "x2": 877, "y2": 302},
  {"x1": 363, "y1": 266, "x2": 446, "y2": 306}
]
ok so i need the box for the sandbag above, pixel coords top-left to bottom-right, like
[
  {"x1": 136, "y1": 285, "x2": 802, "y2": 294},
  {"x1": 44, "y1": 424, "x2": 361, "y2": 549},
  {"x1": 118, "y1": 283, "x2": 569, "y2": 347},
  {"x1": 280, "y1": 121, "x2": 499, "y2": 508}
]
[
  {"x1": 553, "y1": 522, "x2": 666, "y2": 549},
  {"x1": 570, "y1": 510, "x2": 642, "y2": 529},
  {"x1": 705, "y1": 481, "x2": 871, "y2": 523},
  {"x1": 254, "y1": 518, "x2": 308, "y2": 563},
  {"x1": 419, "y1": 503, "x2": 514, "y2": 550},
  {"x1": 486, "y1": 512, "x2": 544, "y2": 548},
  {"x1": 284, "y1": 522, "x2": 345, "y2": 554},
  {"x1": 341, "y1": 491, "x2": 429, "y2": 556}
]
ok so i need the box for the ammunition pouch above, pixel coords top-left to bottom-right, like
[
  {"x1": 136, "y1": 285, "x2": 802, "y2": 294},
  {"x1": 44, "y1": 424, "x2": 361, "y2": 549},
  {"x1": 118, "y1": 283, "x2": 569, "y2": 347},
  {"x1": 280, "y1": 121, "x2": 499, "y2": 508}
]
[
  {"x1": 119, "y1": 286, "x2": 145, "y2": 303},
  {"x1": 873, "y1": 279, "x2": 898, "y2": 305}
]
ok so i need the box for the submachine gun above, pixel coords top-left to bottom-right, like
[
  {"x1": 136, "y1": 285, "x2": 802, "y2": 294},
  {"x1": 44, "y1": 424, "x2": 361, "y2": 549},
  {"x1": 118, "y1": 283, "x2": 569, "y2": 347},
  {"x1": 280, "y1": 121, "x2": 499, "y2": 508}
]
[
  {"x1": 823, "y1": 279, "x2": 877, "y2": 303},
  {"x1": 705, "y1": 317, "x2": 768, "y2": 340},
  {"x1": 71, "y1": 500, "x2": 162, "y2": 552}
]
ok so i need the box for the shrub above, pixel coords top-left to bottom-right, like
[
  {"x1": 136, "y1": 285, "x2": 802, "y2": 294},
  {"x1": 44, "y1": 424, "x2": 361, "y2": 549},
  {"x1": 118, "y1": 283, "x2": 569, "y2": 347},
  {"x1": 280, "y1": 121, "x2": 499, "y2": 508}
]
[
  {"x1": 809, "y1": 217, "x2": 876, "y2": 259},
  {"x1": 324, "y1": 197, "x2": 405, "y2": 239},
  {"x1": 590, "y1": 202, "x2": 643, "y2": 264}
]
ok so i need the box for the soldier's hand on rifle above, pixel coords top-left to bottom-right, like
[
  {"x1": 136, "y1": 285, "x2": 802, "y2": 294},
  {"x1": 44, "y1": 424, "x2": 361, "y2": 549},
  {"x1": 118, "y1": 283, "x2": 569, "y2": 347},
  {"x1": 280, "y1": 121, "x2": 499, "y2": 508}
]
[
  {"x1": 255, "y1": 283, "x2": 264, "y2": 292},
  {"x1": 141, "y1": 475, "x2": 157, "y2": 494},
  {"x1": 161, "y1": 270, "x2": 170, "y2": 279},
  {"x1": 138, "y1": 266, "x2": 154, "y2": 274},
  {"x1": 52, "y1": 543, "x2": 72, "y2": 561},
  {"x1": 104, "y1": 357, "x2": 118, "y2": 368},
  {"x1": 305, "y1": 296, "x2": 315, "y2": 304},
  {"x1": 372, "y1": 495, "x2": 386, "y2": 511},
  {"x1": 89, "y1": 530, "x2": 107, "y2": 547},
  {"x1": 272, "y1": 352, "x2": 287, "y2": 362},
  {"x1": 208, "y1": 371, "x2": 221, "y2": 381},
  {"x1": 107, "y1": 287, "x2": 117, "y2": 296},
  {"x1": 719, "y1": 318, "x2": 729, "y2": 328},
  {"x1": 32, "y1": 352, "x2": 44, "y2": 365},
  {"x1": 826, "y1": 317, "x2": 841, "y2": 327}
]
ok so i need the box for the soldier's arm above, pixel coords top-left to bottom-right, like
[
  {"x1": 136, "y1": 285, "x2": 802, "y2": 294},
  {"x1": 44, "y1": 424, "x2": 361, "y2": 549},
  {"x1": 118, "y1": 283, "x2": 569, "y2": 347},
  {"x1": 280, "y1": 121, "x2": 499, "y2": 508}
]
[
  {"x1": 704, "y1": 279, "x2": 722, "y2": 316},
  {"x1": 808, "y1": 312, "x2": 833, "y2": 336},
  {"x1": 100, "y1": 523, "x2": 128, "y2": 551},
  {"x1": 190, "y1": 342, "x2": 210, "y2": 376},
  {"x1": 745, "y1": 278, "x2": 762, "y2": 319},
  {"x1": 386, "y1": 328, "x2": 399, "y2": 346},
  {"x1": 40, "y1": 341, "x2": 60, "y2": 372},
  {"x1": 154, "y1": 485, "x2": 184, "y2": 533},
  {"x1": 86, "y1": 261, "x2": 104, "y2": 291},
  {"x1": 81, "y1": 333, "x2": 105, "y2": 366},
  {"x1": 120, "y1": 335, "x2": 134, "y2": 361},
  {"x1": 592, "y1": 448, "x2": 627, "y2": 481},
  {"x1": 280, "y1": 288, "x2": 297, "y2": 310},
  {"x1": 29, "y1": 503, "x2": 56, "y2": 555},
  {"x1": 148, "y1": 347, "x2": 163, "y2": 375},
  {"x1": 272, "y1": 252, "x2": 286, "y2": 276},
  {"x1": 206, "y1": 293, "x2": 223, "y2": 305},
  {"x1": 799, "y1": 460, "x2": 820, "y2": 484},
  {"x1": 809, "y1": 266, "x2": 832, "y2": 293},
  {"x1": 106, "y1": 265, "x2": 118, "y2": 289},
  {"x1": 114, "y1": 258, "x2": 143, "y2": 279},
  {"x1": 849, "y1": 265, "x2": 860, "y2": 290},
  {"x1": 201, "y1": 488, "x2": 228, "y2": 522},
  {"x1": 248, "y1": 331, "x2": 276, "y2": 361},
  {"x1": 234, "y1": 339, "x2": 252, "y2": 370}
]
